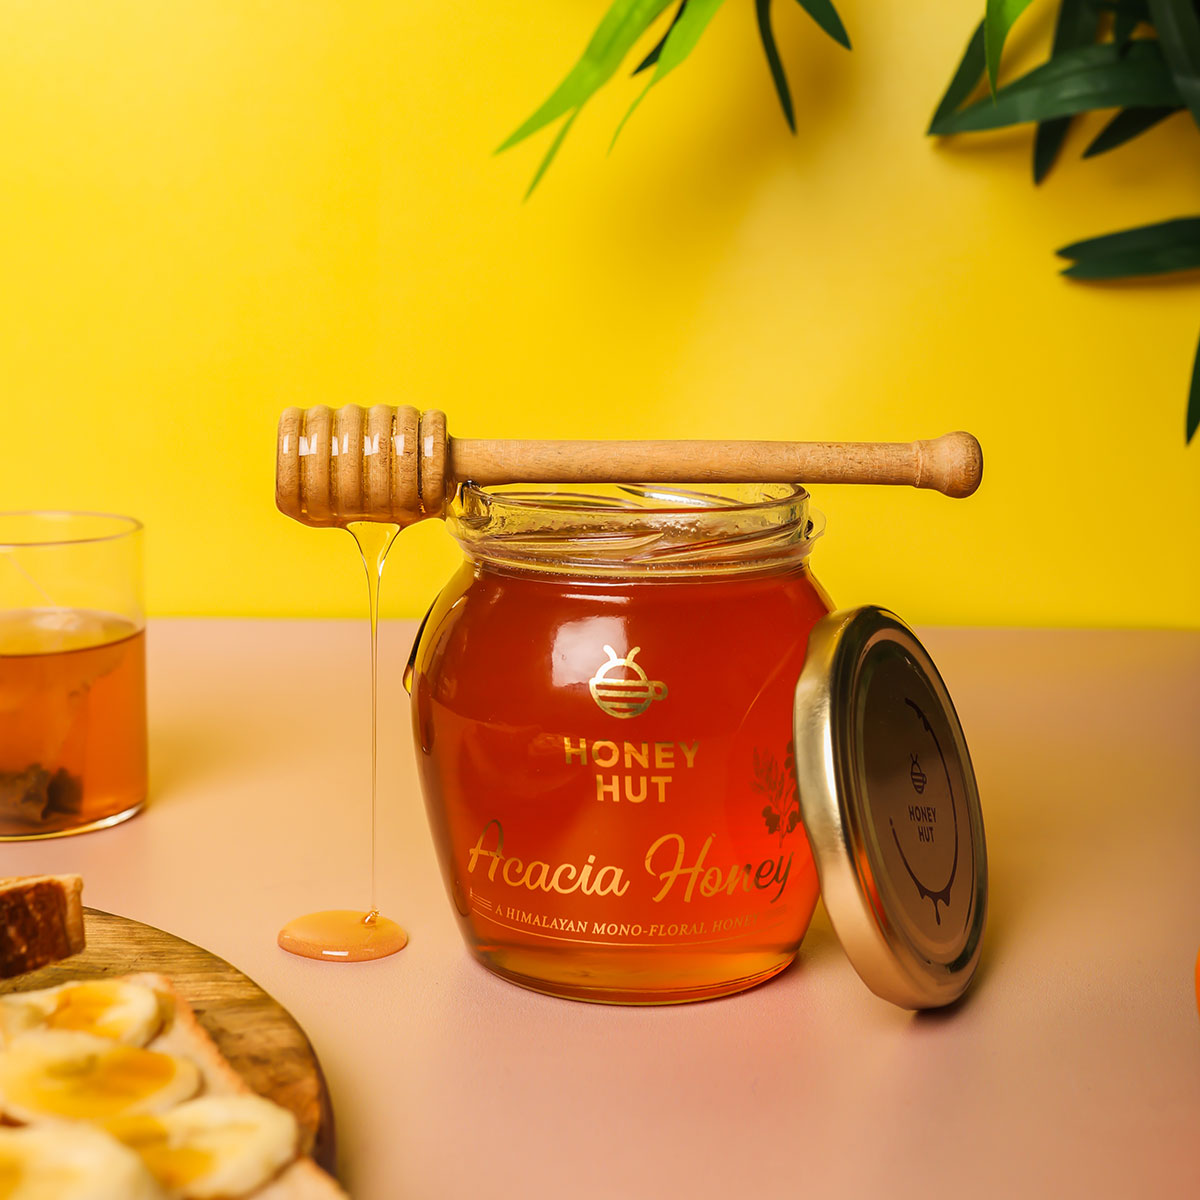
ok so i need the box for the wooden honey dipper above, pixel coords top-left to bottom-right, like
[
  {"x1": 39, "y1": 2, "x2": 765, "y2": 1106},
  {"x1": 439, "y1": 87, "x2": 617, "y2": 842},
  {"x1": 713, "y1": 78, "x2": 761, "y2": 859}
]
[{"x1": 276, "y1": 405, "x2": 983, "y2": 527}]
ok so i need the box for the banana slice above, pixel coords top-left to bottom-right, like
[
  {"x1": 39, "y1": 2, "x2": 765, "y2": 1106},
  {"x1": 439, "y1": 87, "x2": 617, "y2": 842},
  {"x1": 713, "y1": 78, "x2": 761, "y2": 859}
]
[
  {"x1": 0, "y1": 980, "x2": 163, "y2": 1047},
  {"x1": 0, "y1": 1030, "x2": 201, "y2": 1124},
  {"x1": 0, "y1": 1123, "x2": 167, "y2": 1200},
  {"x1": 107, "y1": 1095, "x2": 300, "y2": 1199}
]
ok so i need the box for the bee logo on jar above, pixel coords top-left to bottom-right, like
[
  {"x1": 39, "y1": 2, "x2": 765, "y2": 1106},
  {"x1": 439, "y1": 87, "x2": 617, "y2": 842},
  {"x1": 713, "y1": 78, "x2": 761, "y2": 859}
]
[{"x1": 589, "y1": 646, "x2": 668, "y2": 719}]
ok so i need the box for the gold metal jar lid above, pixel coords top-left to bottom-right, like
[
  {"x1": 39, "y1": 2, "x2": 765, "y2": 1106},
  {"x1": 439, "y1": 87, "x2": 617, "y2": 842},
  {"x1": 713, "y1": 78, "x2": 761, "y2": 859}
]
[{"x1": 793, "y1": 608, "x2": 988, "y2": 1009}]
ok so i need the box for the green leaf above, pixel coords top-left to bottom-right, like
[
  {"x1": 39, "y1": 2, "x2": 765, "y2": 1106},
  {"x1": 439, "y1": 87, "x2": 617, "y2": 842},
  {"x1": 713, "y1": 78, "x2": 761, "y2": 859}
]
[
  {"x1": 498, "y1": 0, "x2": 673, "y2": 152},
  {"x1": 929, "y1": 21, "x2": 986, "y2": 132},
  {"x1": 1058, "y1": 216, "x2": 1200, "y2": 260},
  {"x1": 1146, "y1": 0, "x2": 1200, "y2": 132},
  {"x1": 929, "y1": 39, "x2": 1179, "y2": 134},
  {"x1": 985, "y1": 0, "x2": 1036, "y2": 90},
  {"x1": 524, "y1": 110, "x2": 581, "y2": 199},
  {"x1": 1082, "y1": 104, "x2": 1182, "y2": 156},
  {"x1": 794, "y1": 0, "x2": 851, "y2": 51},
  {"x1": 1109, "y1": 0, "x2": 1151, "y2": 25},
  {"x1": 1003, "y1": 41, "x2": 1157, "y2": 93},
  {"x1": 643, "y1": 0, "x2": 727, "y2": 80},
  {"x1": 612, "y1": 0, "x2": 727, "y2": 148},
  {"x1": 1057, "y1": 216, "x2": 1200, "y2": 278},
  {"x1": 633, "y1": 1, "x2": 687, "y2": 75},
  {"x1": 756, "y1": 0, "x2": 796, "y2": 131},
  {"x1": 1188, "y1": 328, "x2": 1200, "y2": 443},
  {"x1": 1032, "y1": 0, "x2": 1100, "y2": 184},
  {"x1": 1060, "y1": 246, "x2": 1200, "y2": 277},
  {"x1": 1114, "y1": 3, "x2": 1141, "y2": 50}
]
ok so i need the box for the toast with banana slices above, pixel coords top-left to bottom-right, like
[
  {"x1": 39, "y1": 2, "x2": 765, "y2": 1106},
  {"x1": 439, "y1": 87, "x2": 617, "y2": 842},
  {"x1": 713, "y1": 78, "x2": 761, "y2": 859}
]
[{"x1": 0, "y1": 972, "x2": 347, "y2": 1199}]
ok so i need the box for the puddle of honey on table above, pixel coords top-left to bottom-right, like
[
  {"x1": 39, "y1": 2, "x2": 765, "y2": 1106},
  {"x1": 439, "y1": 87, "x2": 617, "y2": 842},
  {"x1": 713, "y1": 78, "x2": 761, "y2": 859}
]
[
  {"x1": 278, "y1": 521, "x2": 409, "y2": 962},
  {"x1": 278, "y1": 908, "x2": 407, "y2": 962}
]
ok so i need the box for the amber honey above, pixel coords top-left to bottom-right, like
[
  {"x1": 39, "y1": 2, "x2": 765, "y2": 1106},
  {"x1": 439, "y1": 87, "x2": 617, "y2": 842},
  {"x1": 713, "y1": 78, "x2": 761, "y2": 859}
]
[
  {"x1": 411, "y1": 483, "x2": 832, "y2": 1003},
  {"x1": 277, "y1": 909, "x2": 408, "y2": 962},
  {"x1": 0, "y1": 609, "x2": 146, "y2": 839},
  {"x1": 277, "y1": 522, "x2": 408, "y2": 962}
]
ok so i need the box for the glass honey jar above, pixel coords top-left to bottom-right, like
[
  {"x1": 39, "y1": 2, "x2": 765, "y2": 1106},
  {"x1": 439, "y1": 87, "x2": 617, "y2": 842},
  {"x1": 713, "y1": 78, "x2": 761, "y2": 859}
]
[{"x1": 408, "y1": 482, "x2": 834, "y2": 1004}]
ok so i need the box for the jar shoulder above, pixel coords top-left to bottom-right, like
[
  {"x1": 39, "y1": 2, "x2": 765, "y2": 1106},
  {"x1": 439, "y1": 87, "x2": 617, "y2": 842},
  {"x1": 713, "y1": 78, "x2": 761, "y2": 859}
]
[{"x1": 412, "y1": 561, "x2": 833, "y2": 701}]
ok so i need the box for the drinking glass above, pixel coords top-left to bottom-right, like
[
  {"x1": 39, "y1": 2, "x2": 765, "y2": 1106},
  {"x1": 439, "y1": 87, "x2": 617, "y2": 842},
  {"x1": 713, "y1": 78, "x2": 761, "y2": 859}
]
[{"x1": 0, "y1": 512, "x2": 146, "y2": 840}]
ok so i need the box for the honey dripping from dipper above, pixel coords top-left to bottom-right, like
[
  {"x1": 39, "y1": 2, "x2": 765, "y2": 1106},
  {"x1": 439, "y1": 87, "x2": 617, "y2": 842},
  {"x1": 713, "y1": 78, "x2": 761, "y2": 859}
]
[{"x1": 278, "y1": 522, "x2": 408, "y2": 962}]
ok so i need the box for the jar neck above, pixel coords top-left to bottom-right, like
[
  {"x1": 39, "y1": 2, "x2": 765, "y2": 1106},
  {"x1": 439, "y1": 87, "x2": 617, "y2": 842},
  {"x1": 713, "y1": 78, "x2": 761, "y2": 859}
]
[{"x1": 446, "y1": 483, "x2": 824, "y2": 579}]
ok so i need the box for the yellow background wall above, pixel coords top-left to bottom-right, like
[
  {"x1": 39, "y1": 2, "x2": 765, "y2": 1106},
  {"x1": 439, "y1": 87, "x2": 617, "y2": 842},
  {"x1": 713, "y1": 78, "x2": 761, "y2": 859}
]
[{"x1": 1, "y1": 1, "x2": 1197, "y2": 626}]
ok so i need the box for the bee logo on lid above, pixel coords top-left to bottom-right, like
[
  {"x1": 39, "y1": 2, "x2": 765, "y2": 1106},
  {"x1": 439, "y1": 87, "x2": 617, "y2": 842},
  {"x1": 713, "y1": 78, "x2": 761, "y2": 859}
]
[
  {"x1": 910, "y1": 753, "x2": 928, "y2": 795},
  {"x1": 589, "y1": 646, "x2": 668, "y2": 719}
]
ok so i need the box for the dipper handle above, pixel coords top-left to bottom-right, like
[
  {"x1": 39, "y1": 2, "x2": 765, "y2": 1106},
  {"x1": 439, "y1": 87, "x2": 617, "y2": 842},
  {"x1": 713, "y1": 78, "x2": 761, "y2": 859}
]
[{"x1": 276, "y1": 406, "x2": 983, "y2": 528}]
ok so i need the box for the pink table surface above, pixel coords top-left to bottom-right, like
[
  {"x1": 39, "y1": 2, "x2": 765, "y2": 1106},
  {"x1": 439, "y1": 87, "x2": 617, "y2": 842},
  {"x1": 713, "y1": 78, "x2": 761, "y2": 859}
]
[{"x1": 5, "y1": 621, "x2": 1199, "y2": 1199}]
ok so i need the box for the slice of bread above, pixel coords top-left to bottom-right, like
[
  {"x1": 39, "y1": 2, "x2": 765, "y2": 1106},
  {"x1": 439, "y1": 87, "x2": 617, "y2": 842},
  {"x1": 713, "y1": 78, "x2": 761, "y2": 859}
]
[
  {"x1": 0, "y1": 874, "x2": 84, "y2": 978},
  {"x1": 127, "y1": 972, "x2": 348, "y2": 1199}
]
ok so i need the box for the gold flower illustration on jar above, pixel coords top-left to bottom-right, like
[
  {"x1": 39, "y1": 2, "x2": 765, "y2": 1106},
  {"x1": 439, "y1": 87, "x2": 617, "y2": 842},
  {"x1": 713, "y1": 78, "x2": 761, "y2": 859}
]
[{"x1": 409, "y1": 482, "x2": 832, "y2": 1004}]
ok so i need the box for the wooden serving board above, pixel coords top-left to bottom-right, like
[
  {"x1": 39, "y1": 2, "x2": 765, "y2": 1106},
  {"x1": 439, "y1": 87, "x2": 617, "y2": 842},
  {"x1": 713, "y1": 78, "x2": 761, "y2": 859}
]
[{"x1": 1, "y1": 908, "x2": 336, "y2": 1174}]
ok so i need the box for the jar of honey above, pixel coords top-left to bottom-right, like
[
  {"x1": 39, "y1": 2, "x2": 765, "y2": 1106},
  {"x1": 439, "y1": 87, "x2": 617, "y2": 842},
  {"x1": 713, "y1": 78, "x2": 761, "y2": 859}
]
[{"x1": 409, "y1": 482, "x2": 834, "y2": 1004}]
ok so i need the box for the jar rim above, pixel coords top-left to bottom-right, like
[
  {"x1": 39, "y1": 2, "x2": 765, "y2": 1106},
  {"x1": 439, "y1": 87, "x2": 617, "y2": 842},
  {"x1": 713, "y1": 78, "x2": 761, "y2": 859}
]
[
  {"x1": 459, "y1": 481, "x2": 811, "y2": 515},
  {"x1": 449, "y1": 483, "x2": 824, "y2": 577}
]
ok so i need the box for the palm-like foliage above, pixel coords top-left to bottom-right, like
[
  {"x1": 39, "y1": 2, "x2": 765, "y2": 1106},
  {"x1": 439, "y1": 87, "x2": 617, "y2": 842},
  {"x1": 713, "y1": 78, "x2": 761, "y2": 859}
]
[
  {"x1": 498, "y1": 0, "x2": 850, "y2": 195},
  {"x1": 501, "y1": 0, "x2": 1199, "y2": 441},
  {"x1": 932, "y1": 0, "x2": 1200, "y2": 442}
]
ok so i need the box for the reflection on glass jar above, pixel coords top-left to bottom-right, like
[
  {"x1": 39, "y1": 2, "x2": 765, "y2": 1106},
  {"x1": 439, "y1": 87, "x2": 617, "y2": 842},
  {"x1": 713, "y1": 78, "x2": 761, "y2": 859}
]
[{"x1": 410, "y1": 483, "x2": 833, "y2": 1004}]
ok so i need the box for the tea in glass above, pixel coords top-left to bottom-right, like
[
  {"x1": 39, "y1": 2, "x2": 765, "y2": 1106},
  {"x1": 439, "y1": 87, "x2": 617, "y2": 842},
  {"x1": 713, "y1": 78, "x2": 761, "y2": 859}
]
[{"x1": 0, "y1": 513, "x2": 146, "y2": 840}]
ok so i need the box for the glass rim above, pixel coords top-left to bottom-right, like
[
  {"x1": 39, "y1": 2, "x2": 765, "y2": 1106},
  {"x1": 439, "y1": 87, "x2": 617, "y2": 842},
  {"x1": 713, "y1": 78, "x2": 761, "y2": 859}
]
[
  {"x1": 458, "y1": 481, "x2": 812, "y2": 516},
  {"x1": 0, "y1": 510, "x2": 143, "y2": 549}
]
